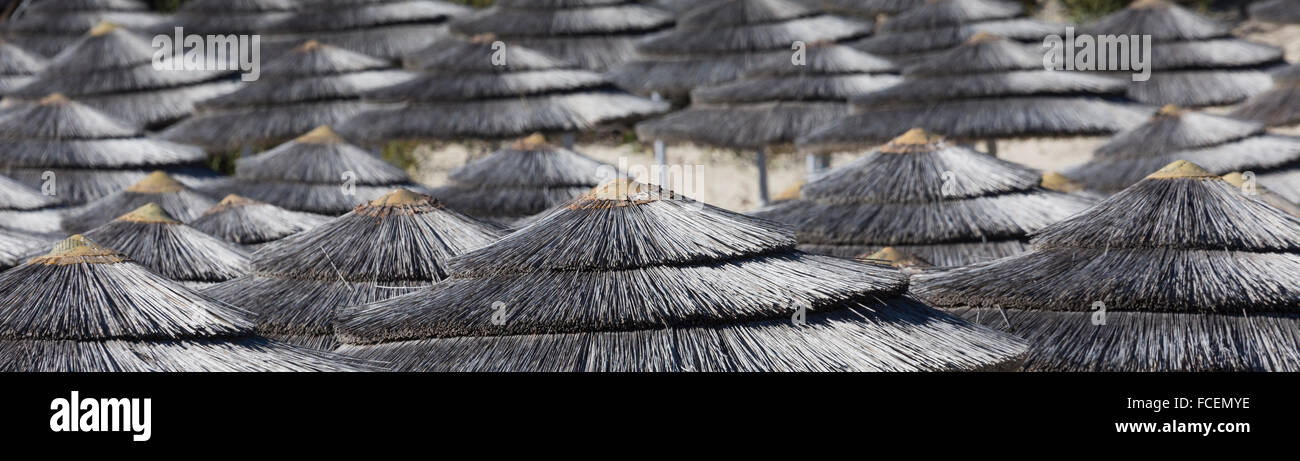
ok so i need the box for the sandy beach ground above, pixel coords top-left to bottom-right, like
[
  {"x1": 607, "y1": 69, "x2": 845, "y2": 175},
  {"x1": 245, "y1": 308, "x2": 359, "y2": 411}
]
[{"x1": 407, "y1": 21, "x2": 1300, "y2": 214}]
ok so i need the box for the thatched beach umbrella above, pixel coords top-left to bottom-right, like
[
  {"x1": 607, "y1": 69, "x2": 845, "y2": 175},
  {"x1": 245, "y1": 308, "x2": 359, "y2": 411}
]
[
  {"x1": 263, "y1": 0, "x2": 471, "y2": 61},
  {"x1": 0, "y1": 40, "x2": 46, "y2": 94},
  {"x1": 637, "y1": 42, "x2": 901, "y2": 196},
  {"x1": 197, "y1": 126, "x2": 422, "y2": 215},
  {"x1": 332, "y1": 179, "x2": 1026, "y2": 371},
  {"x1": 0, "y1": 226, "x2": 54, "y2": 271},
  {"x1": 430, "y1": 133, "x2": 616, "y2": 225},
  {"x1": 805, "y1": 0, "x2": 925, "y2": 18},
  {"x1": 1083, "y1": 0, "x2": 1283, "y2": 107},
  {"x1": 0, "y1": 0, "x2": 163, "y2": 57},
  {"x1": 1064, "y1": 105, "x2": 1300, "y2": 201},
  {"x1": 82, "y1": 203, "x2": 250, "y2": 289},
  {"x1": 1231, "y1": 64, "x2": 1300, "y2": 128},
  {"x1": 159, "y1": 0, "x2": 303, "y2": 36},
  {"x1": 915, "y1": 160, "x2": 1300, "y2": 371},
  {"x1": 799, "y1": 34, "x2": 1152, "y2": 153},
  {"x1": 1249, "y1": 0, "x2": 1300, "y2": 24},
  {"x1": 5, "y1": 23, "x2": 243, "y2": 128},
  {"x1": 852, "y1": 0, "x2": 1062, "y2": 64},
  {"x1": 63, "y1": 171, "x2": 218, "y2": 233},
  {"x1": 609, "y1": 0, "x2": 874, "y2": 101},
  {"x1": 191, "y1": 195, "x2": 330, "y2": 250},
  {"x1": 0, "y1": 173, "x2": 61, "y2": 232},
  {"x1": 0, "y1": 94, "x2": 215, "y2": 205},
  {"x1": 755, "y1": 128, "x2": 1094, "y2": 265},
  {"x1": 338, "y1": 35, "x2": 668, "y2": 145},
  {"x1": 0, "y1": 234, "x2": 368, "y2": 371},
  {"x1": 858, "y1": 246, "x2": 932, "y2": 276},
  {"x1": 204, "y1": 189, "x2": 502, "y2": 349},
  {"x1": 160, "y1": 40, "x2": 414, "y2": 151},
  {"x1": 449, "y1": 0, "x2": 675, "y2": 71},
  {"x1": 1221, "y1": 171, "x2": 1300, "y2": 217}
]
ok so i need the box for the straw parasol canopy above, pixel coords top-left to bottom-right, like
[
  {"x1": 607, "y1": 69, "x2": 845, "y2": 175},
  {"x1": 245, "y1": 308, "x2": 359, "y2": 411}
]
[
  {"x1": 449, "y1": 0, "x2": 675, "y2": 71},
  {"x1": 82, "y1": 203, "x2": 251, "y2": 289},
  {"x1": 636, "y1": 42, "x2": 900, "y2": 150},
  {"x1": 915, "y1": 160, "x2": 1300, "y2": 371},
  {"x1": 158, "y1": 0, "x2": 303, "y2": 36},
  {"x1": 806, "y1": 0, "x2": 926, "y2": 18},
  {"x1": 857, "y1": 246, "x2": 932, "y2": 276},
  {"x1": 430, "y1": 133, "x2": 617, "y2": 225},
  {"x1": 4, "y1": 22, "x2": 243, "y2": 129},
  {"x1": 1083, "y1": 0, "x2": 1283, "y2": 107},
  {"x1": 0, "y1": 40, "x2": 46, "y2": 94},
  {"x1": 1221, "y1": 171, "x2": 1300, "y2": 217},
  {"x1": 0, "y1": 0, "x2": 163, "y2": 57},
  {"x1": 755, "y1": 128, "x2": 1095, "y2": 265},
  {"x1": 1231, "y1": 64, "x2": 1300, "y2": 128},
  {"x1": 0, "y1": 234, "x2": 369, "y2": 371},
  {"x1": 1064, "y1": 105, "x2": 1300, "y2": 199},
  {"x1": 160, "y1": 40, "x2": 415, "y2": 151},
  {"x1": 799, "y1": 34, "x2": 1152, "y2": 152},
  {"x1": 204, "y1": 189, "x2": 503, "y2": 349},
  {"x1": 852, "y1": 0, "x2": 1063, "y2": 64},
  {"x1": 62, "y1": 171, "x2": 219, "y2": 233},
  {"x1": 262, "y1": 0, "x2": 471, "y2": 61},
  {"x1": 0, "y1": 226, "x2": 54, "y2": 271},
  {"x1": 197, "y1": 125, "x2": 423, "y2": 215},
  {"x1": 645, "y1": 0, "x2": 698, "y2": 13},
  {"x1": 332, "y1": 179, "x2": 1026, "y2": 371},
  {"x1": 608, "y1": 0, "x2": 874, "y2": 100},
  {"x1": 338, "y1": 35, "x2": 668, "y2": 145},
  {"x1": 0, "y1": 94, "x2": 215, "y2": 205},
  {"x1": 0, "y1": 173, "x2": 61, "y2": 231},
  {"x1": 190, "y1": 194, "x2": 331, "y2": 250},
  {"x1": 1249, "y1": 0, "x2": 1300, "y2": 25}
]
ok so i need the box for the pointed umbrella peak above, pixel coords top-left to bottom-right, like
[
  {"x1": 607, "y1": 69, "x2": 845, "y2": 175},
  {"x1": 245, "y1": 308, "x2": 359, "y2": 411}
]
[
  {"x1": 1040, "y1": 171, "x2": 1086, "y2": 193},
  {"x1": 116, "y1": 202, "x2": 181, "y2": 224},
  {"x1": 125, "y1": 171, "x2": 185, "y2": 194},
  {"x1": 512, "y1": 132, "x2": 552, "y2": 150},
  {"x1": 29, "y1": 234, "x2": 128, "y2": 266},
  {"x1": 572, "y1": 178, "x2": 663, "y2": 208},
  {"x1": 88, "y1": 22, "x2": 121, "y2": 37},
  {"x1": 295, "y1": 39, "x2": 324, "y2": 52},
  {"x1": 964, "y1": 31, "x2": 1004, "y2": 44},
  {"x1": 880, "y1": 128, "x2": 945, "y2": 153},
  {"x1": 773, "y1": 180, "x2": 805, "y2": 202},
  {"x1": 217, "y1": 194, "x2": 257, "y2": 208},
  {"x1": 1130, "y1": 0, "x2": 1173, "y2": 8},
  {"x1": 38, "y1": 93, "x2": 71, "y2": 105},
  {"x1": 355, "y1": 189, "x2": 444, "y2": 216},
  {"x1": 1219, "y1": 171, "x2": 1263, "y2": 189},
  {"x1": 859, "y1": 246, "x2": 933, "y2": 269},
  {"x1": 1156, "y1": 104, "x2": 1185, "y2": 117},
  {"x1": 1146, "y1": 160, "x2": 1217, "y2": 180},
  {"x1": 469, "y1": 33, "x2": 498, "y2": 44},
  {"x1": 295, "y1": 125, "x2": 346, "y2": 145}
]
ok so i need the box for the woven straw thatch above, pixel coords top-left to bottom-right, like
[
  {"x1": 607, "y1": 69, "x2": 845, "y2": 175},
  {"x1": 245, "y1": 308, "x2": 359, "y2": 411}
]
[
  {"x1": 0, "y1": 0, "x2": 163, "y2": 57},
  {"x1": 852, "y1": 0, "x2": 1062, "y2": 64},
  {"x1": 1082, "y1": 0, "x2": 1282, "y2": 107},
  {"x1": 609, "y1": 0, "x2": 873, "y2": 99},
  {"x1": 156, "y1": 0, "x2": 302, "y2": 36},
  {"x1": 450, "y1": 0, "x2": 674, "y2": 71},
  {"x1": 0, "y1": 40, "x2": 46, "y2": 94},
  {"x1": 160, "y1": 41, "x2": 414, "y2": 151},
  {"x1": 0, "y1": 173, "x2": 62, "y2": 233},
  {"x1": 637, "y1": 43, "x2": 900, "y2": 149},
  {"x1": 0, "y1": 234, "x2": 369, "y2": 371},
  {"x1": 799, "y1": 34, "x2": 1151, "y2": 152},
  {"x1": 1221, "y1": 171, "x2": 1300, "y2": 217},
  {"x1": 332, "y1": 179, "x2": 1026, "y2": 371},
  {"x1": 756, "y1": 129, "x2": 1094, "y2": 266},
  {"x1": 63, "y1": 171, "x2": 218, "y2": 233},
  {"x1": 0, "y1": 226, "x2": 56, "y2": 271},
  {"x1": 805, "y1": 0, "x2": 925, "y2": 17},
  {"x1": 1250, "y1": 0, "x2": 1300, "y2": 24},
  {"x1": 191, "y1": 195, "x2": 330, "y2": 249},
  {"x1": 915, "y1": 160, "x2": 1300, "y2": 371},
  {"x1": 196, "y1": 125, "x2": 422, "y2": 215},
  {"x1": 1065, "y1": 105, "x2": 1300, "y2": 196},
  {"x1": 262, "y1": 0, "x2": 471, "y2": 61},
  {"x1": 339, "y1": 36, "x2": 667, "y2": 144},
  {"x1": 1231, "y1": 64, "x2": 1300, "y2": 128},
  {"x1": 82, "y1": 203, "x2": 250, "y2": 289},
  {"x1": 858, "y1": 246, "x2": 933, "y2": 276},
  {"x1": 430, "y1": 133, "x2": 617, "y2": 225},
  {"x1": 5, "y1": 23, "x2": 242, "y2": 129},
  {"x1": 204, "y1": 189, "x2": 503, "y2": 349},
  {"x1": 0, "y1": 94, "x2": 215, "y2": 205}
]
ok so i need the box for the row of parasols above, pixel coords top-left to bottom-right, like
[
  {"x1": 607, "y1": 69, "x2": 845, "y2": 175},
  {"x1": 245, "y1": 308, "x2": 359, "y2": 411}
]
[
  {"x1": 3, "y1": 0, "x2": 1300, "y2": 206},
  {"x1": 0, "y1": 113, "x2": 1297, "y2": 371}
]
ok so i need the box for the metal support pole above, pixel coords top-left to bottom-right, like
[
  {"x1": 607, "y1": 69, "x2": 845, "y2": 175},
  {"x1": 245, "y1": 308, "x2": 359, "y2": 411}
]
[
  {"x1": 651, "y1": 92, "x2": 667, "y2": 187},
  {"x1": 986, "y1": 138, "x2": 998, "y2": 156},
  {"x1": 756, "y1": 147, "x2": 769, "y2": 206}
]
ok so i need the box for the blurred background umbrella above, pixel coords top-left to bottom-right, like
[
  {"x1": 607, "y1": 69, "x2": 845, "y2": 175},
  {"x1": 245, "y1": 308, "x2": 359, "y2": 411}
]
[
  {"x1": 0, "y1": 0, "x2": 163, "y2": 57},
  {"x1": 756, "y1": 128, "x2": 1094, "y2": 266},
  {"x1": 1248, "y1": 0, "x2": 1300, "y2": 25},
  {"x1": 62, "y1": 170, "x2": 218, "y2": 232},
  {"x1": 449, "y1": 0, "x2": 675, "y2": 71},
  {"x1": 204, "y1": 189, "x2": 502, "y2": 349},
  {"x1": 190, "y1": 194, "x2": 330, "y2": 250},
  {"x1": 1231, "y1": 64, "x2": 1300, "y2": 129},
  {"x1": 334, "y1": 179, "x2": 1027, "y2": 371},
  {"x1": 915, "y1": 160, "x2": 1300, "y2": 371},
  {"x1": 803, "y1": 0, "x2": 925, "y2": 19},
  {"x1": 852, "y1": 0, "x2": 1063, "y2": 65},
  {"x1": 0, "y1": 39, "x2": 44, "y2": 93},
  {"x1": 262, "y1": 0, "x2": 470, "y2": 61},
  {"x1": 81, "y1": 202, "x2": 250, "y2": 289}
]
